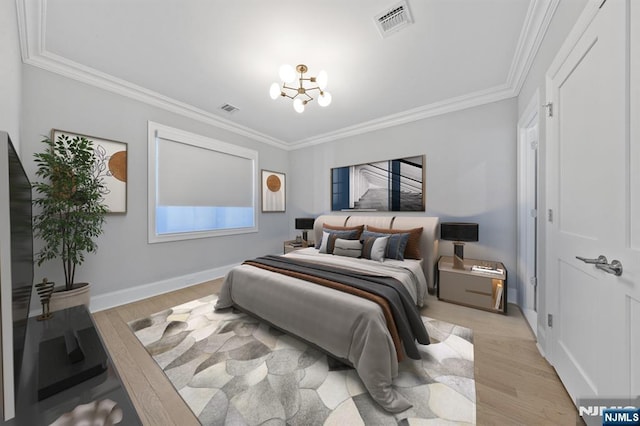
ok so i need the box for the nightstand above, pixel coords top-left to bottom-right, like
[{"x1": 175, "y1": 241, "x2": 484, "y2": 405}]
[
  {"x1": 283, "y1": 240, "x2": 314, "y2": 254},
  {"x1": 437, "y1": 256, "x2": 507, "y2": 314}
]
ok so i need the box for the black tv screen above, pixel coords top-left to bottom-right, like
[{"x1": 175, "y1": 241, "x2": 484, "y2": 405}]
[{"x1": 5, "y1": 136, "x2": 34, "y2": 392}]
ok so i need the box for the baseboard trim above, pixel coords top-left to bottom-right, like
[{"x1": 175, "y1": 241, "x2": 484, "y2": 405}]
[
  {"x1": 90, "y1": 263, "x2": 238, "y2": 313},
  {"x1": 29, "y1": 263, "x2": 238, "y2": 317},
  {"x1": 536, "y1": 342, "x2": 546, "y2": 359},
  {"x1": 507, "y1": 286, "x2": 518, "y2": 304},
  {"x1": 536, "y1": 326, "x2": 547, "y2": 359}
]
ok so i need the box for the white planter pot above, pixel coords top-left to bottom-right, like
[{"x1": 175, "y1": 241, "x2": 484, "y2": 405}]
[{"x1": 49, "y1": 282, "x2": 91, "y2": 313}]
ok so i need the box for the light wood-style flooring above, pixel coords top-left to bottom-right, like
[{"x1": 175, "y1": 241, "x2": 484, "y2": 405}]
[{"x1": 92, "y1": 280, "x2": 580, "y2": 425}]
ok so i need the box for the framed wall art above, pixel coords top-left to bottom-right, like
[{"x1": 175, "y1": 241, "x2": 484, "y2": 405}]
[
  {"x1": 261, "y1": 169, "x2": 285, "y2": 212},
  {"x1": 52, "y1": 130, "x2": 128, "y2": 213},
  {"x1": 331, "y1": 155, "x2": 425, "y2": 212}
]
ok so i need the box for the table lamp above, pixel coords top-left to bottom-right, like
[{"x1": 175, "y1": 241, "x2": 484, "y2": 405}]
[
  {"x1": 440, "y1": 222, "x2": 479, "y2": 269},
  {"x1": 295, "y1": 218, "x2": 315, "y2": 243}
]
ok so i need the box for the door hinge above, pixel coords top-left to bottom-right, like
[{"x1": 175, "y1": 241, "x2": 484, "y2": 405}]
[
  {"x1": 530, "y1": 208, "x2": 537, "y2": 218},
  {"x1": 547, "y1": 314, "x2": 553, "y2": 327},
  {"x1": 530, "y1": 276, "x2": 538, "y2": 288},
  {"x1": 543, "y1": 102, "x2": 553, "y2": 117},
  {"x1": 548, "y1": 209, "x2": 553, "y2": 222}
]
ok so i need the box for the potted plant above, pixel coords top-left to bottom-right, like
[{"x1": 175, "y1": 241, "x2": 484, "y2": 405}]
[{"x1": 32, "y1": 134, "x2": 108, "y2": 312}]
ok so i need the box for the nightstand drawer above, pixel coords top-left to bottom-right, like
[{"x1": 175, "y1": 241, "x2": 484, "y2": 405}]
[{"x1": 439, "y1": 271, "x2": 496, "y2": 310}]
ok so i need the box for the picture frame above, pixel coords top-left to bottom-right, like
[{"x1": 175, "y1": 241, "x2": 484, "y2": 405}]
[
  {"x1": 331, "y1": 155, "x2": 425, "y2": 212},
  {"x1": 261, "y1": 169, "x2": 285, "y2": 212},
  {"x1": 51, "y1": 129, "x2": 128, "y2": 213}
]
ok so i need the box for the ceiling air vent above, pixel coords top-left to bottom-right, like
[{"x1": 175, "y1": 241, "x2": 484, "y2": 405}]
[
  {"x1": 374, "y1": 1, "x2": 413, "y2": 38},
  {"x1": 220, "y1": 103, "x2": 239, "y2": 114}
]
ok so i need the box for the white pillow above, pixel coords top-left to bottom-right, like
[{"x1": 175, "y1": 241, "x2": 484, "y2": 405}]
[
  {"x1": 332, "y1": 238, "x2": 363, "y2": 258},
  {"x1": 318, "y1": 231, "x2": 331, "y2": 253}
]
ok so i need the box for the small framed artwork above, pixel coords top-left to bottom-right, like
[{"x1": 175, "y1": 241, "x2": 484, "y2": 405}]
[
  {"x1": 52, "y1": 129, "x2": 128, "y2": 213},
  {"x1": 261, "y1": 169, "x2": 285, "y2": 212}
]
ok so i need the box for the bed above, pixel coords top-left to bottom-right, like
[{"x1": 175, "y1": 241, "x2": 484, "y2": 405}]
[{"x1": 215, "y1": 215, "x2": 440, "y2": 412}]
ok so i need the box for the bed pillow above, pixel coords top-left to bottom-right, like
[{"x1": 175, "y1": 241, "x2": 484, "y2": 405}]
[
  {"x1": 318, "y1": 229, "x2": 360, "y2": 254},
  {"x1": 361, "y1": 235, "x2": 389, "y2": 262},
  {"x1": 332, "y1": 238, "x2": 363, "y2": 258},
  {"x1": 366, "y1": 225, "x2": 424, "y2": 260},
  {"x1": 361, "y1": 230, "x2": 410, "y2": 260},
  {"x1": 315, "y1": 224, "x2": 364, "y2": 249}
]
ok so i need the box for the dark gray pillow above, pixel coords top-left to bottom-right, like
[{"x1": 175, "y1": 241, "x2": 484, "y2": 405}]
[
  {"x1": 318, "y1": 229, "x2": 360, "y2": 253},
  {"x1": 361, "y1": 230, "x2": 410, "y2": 260}
]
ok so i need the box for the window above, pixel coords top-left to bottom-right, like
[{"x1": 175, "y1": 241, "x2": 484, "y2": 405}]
[{"x1": 148, "y1": 122, "x2": 258, "y2": 243}]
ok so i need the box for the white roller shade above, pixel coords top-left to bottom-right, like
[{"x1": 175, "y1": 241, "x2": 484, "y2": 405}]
[
  {"x1": 156, "y1": 137, "x2": 254, "y2": 207},
  {"x1": 148, "y1": 121, "x2": 258, "y2": 243}
]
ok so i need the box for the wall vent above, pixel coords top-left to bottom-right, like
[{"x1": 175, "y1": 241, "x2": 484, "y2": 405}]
[
  {"x1": 220, "y1": 103, "x2": 240, "y2": 114},
  {"x1": 374, "y1": 1, "x2": 413, "y2": 38}
]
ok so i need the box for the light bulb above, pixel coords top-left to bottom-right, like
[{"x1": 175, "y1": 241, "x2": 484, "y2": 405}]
[
  {"x1": 293, "y1": 98, "x2": 305, "y2": 113},
  {"x1": 269, "y1": 82, "x2": 281, "y2": 100},
  {"x1": 279, "y1": 64, "x2": 296, "y2": 83},
  {"x1": 318, "y1": 91, "x2": 332, "y2": 107},
  {"x1": 317, "y1": 70, "x2": 328, "y2": 90}
]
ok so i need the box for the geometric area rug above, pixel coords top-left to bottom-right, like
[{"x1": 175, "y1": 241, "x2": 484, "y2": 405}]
[{"x1": 128, "y1": 295, "x2": 476, "y2": 425}]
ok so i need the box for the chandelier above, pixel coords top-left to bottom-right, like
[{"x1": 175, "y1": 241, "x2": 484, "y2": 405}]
[{"x1": 269, "y1": 64, "x2": 332, "y2": 113}]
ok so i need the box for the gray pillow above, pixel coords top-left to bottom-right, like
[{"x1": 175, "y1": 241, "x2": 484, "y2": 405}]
[
  {"x1": 332, "y1": 238, "x2": 363, "y2": 258},
  {"x1": 361, "y1": 236, "x2": 389, "y2": 262}
]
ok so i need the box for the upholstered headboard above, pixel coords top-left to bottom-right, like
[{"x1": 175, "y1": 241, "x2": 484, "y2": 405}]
[{"x1": 313, "y1": 215, "x2": 440, "y2": 294}]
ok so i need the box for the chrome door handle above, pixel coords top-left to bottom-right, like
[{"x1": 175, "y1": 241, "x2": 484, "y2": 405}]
[
  {"x1": 576, "y1": 255, "x2": 608, "y2": 264},
  {"x1": 595, "y1": 259, "x2": 623, "y2": 276}
]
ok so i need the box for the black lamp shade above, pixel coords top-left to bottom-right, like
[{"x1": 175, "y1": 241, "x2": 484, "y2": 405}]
[
  {"x1": 295, "y1": 218, "x2": 315, "y2": 230},
  {"x1": 295, "y1": 218, "x2": 315, "y2": 243},
  {"x1": 440, "y1": 222, "x2": 479, "y2": 242}
]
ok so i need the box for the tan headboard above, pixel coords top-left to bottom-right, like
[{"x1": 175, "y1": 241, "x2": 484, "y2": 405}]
[{"x1": 313, "y1": 215, "x2": 440, "y2": 295}]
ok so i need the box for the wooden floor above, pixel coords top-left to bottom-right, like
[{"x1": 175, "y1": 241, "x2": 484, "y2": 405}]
[{"x1": 93, "y1": 280, "x2": 580, "y2": 425}]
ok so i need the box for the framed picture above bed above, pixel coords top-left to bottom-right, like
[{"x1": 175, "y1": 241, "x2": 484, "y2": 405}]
[
  {"x1": 262, "y1": 170, "x2": 285, "y2": 212},
  {"x1": 331, "y1": 155, "x2": 425, "y2": 211}
]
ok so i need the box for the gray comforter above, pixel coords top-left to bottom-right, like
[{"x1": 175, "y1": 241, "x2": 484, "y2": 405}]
[{"x1": 214, "y1": 248, "x2": 428, "y2": 413}]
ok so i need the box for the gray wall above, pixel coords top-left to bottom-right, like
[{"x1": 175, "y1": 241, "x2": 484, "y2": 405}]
[
  {"x1": 0, "y1": 0, "x2": 22, "y2": 153},
  {"x1": 20, "y1": 65, "x2": 290, "y2": 307},
  {"x1": 289, "y1": 98, "x2": 519, "y2": 300},
  {"x1": 516, "y1": 0, "x2": 587, "y2": 351}
]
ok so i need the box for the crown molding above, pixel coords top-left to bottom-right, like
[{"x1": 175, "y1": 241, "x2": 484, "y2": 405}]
[
  {"x1": 37, "y1": 51, "x2": 289, "y2": 149},
  {"x1": 17, "y1": 0, "x2": 556, "y2": 151},
  {"x1": 506, "y1": 0, "x2": 561, "y2": 94},
  {"x1": 289, "y1": 84, "x2": 515, "y2": 149}
]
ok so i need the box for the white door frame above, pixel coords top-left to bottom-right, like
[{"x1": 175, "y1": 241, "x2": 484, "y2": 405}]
[{"x1": 517, "y1": 90, "x2": 540, "y2": 336}]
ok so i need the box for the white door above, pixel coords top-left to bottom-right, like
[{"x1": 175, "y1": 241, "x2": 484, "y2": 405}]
[{"x1": 546, "y1": 0, "x2": 640, "y2": 403}]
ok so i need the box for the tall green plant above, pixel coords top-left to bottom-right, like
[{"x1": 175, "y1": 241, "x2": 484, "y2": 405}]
[{"x1": 32, "y1": 134, "x2": 108, "y2": 290}]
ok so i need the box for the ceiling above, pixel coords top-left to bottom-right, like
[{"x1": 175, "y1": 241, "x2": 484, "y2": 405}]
[{"x1": 17, "y1": 0, "x2": 558, "y2": 149}]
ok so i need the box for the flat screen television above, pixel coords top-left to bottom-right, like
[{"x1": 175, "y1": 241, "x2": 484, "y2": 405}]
[{"x1": 0, "y1": 131, "x2": 34, "y2": 420}]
